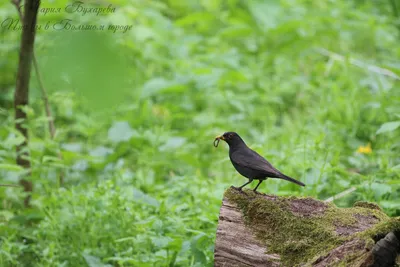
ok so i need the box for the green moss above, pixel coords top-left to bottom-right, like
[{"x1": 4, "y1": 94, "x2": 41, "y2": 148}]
[
  {"x1": 353, "y1": 201, "x2": 382, "y2": 211},
  {"x1": 360, "y1": 217, "x2": 400, "y2": 239},
  {"x1": 224, "y1": 187, "x2": 397, "y2": 267}
]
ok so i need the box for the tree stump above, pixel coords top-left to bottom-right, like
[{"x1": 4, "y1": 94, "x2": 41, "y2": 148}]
[{"x1": 214, "y1": 187, "x2": 400, "y2": 267}]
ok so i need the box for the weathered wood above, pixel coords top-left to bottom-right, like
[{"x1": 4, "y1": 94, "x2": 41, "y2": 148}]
[
  {"x1": 214, "y1": 199, "x2": 280, "y2": 267},
  {"x1": 214, "y1": 187, "x2": 400, "y2": 267}
]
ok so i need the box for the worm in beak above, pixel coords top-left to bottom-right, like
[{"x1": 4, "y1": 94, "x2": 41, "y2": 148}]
[{"x1": 214, "y1": 135, "x2": 224, "y2": 147}]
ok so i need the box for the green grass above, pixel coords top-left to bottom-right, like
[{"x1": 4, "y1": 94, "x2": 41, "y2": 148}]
[{"x1": 0, "y1": 0, "x2": 399, "y2": 266}]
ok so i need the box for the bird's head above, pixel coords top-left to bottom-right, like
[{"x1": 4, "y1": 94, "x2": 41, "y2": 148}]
[{"x1": 214, "y1": 132, "x2": 245, "y2": 147}]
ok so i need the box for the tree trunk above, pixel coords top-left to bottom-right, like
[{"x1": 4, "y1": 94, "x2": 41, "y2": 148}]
[
  {"x1": 214, "y1": 187, "x2": 400, "y2": 267},
  {"x1": 14, "y1": 0, "x2": 40, "y2": 206}
]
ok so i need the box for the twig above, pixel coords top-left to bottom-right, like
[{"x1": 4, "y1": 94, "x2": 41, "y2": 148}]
[
  {"x1": 32, "y1": 57, "x2": 56, "y2": 137},
  {"x1": 11, "y1": 0, "x2": 22, "y2": 19},
  {"x1": 316, "y1": 48, "x2": 400, "y2": 80},
  {"x1": 12, "y1": 0, "x2": 64, "y2": 186},
  {"x1": 324, "y1": 187, "x2": 357, "y2": 203}
]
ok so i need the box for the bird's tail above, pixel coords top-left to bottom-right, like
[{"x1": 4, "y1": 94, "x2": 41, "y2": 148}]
[{"x1": 280, "y1": 174, "x2": 305, "y2": 186}]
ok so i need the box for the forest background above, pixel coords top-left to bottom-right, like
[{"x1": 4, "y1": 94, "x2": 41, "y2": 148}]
[{"x1": 0, "y1": 0, "x2": 399, "y2": 266}]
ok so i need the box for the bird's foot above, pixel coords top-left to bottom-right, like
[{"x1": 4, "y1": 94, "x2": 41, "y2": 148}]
[{"x1": 231, "y1": 186, "x2": 247, "y2": 194}]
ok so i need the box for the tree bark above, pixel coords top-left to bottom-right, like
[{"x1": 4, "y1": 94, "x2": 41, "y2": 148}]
[
  {"x1": 12, "y1": 0, "x2": 65, "y2": 187},
  {"x1": 12, "y1": 0, "x2": 64, "y2": 187},
  {"x1": 214, "y1": 198, "x2": 280, "y2": 266},
  {"x1": 14, "y1": 0, "x2": 40, "y2": 206},
  {"x1": 214, "y1": 187, "x2": 400, "y2": 267}
]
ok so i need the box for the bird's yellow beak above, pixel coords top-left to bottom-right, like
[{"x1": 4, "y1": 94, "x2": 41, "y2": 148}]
[{"x1": 215, "y1": 135, "x2": 224, "y2": 140}]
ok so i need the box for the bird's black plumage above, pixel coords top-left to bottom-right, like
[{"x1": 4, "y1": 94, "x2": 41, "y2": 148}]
[{"x1": 215, "y1": 132, "x2": 305, "y2": 192}]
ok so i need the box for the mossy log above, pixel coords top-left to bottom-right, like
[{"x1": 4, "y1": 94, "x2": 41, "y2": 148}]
[{"x1": 214, "y1": 187, "x2": 400, "y2": 267}]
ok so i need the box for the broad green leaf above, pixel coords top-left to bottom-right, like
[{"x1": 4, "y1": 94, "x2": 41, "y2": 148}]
[
  {"x1": 61, "y1": 143, "x2": 82, "y2": 152},
  {"x1": 390, "y1": 164, "x2": 400, "y2": 171},
  {"x1": 108, "y1": 121, "x2": 136, "y2": 143},
  {"x1": 376, "y1": 121, "x2": 400, "y2": 135},
  {"x1": 0, "y1": 163, "x2": 24, "y2": 171},
  {"x1": 89, "y1": 146, "x2": 114, "y2": 157},
  {"x1": 4, "y1": 133, "x2": 25, "y2": 148},
  {"x1": 134, "y1": 26, "x2": 155, "y2": 42},
  {"x1": 158, "y1": 137, "x2": 186, "y2": 151},
  {"x1": 151, "y1": 236, "x2": 173, "y2": 248},
  {"x1": 190, "y1": 234, "x2": 208, "y2": 264},
  {"x1": 219, "y1": 26, "x2": 253, "y2": 38},
  {"x1": 132, "y1": 188, "x2": 160, "y2": 208},
  {"x1": 82, "y1": 253, "x2": 105, "y2": 267},
  {"x1": 115, "y1": 237, "x2": 136, "y2": 243},
  {"x1": 141, "y1": 78, "x2": 187, "y2": 98},
  {"x1": 380, "y1": 201, "x2": 400, "y2": 210},
  {"x1": 370, "y1": 182, "x2": 391, "y2": 198}
]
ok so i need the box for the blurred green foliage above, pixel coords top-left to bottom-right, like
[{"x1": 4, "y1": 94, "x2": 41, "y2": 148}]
[{"x1": 0, "y1": 0, "x2": 399, "y2": 266}]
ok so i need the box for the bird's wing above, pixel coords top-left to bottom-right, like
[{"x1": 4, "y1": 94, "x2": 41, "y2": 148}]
[{"x1": 231, "y1": 148, "x2": 284, "y2": 178}]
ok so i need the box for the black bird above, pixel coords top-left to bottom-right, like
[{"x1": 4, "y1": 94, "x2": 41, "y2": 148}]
[{"x1": 214, "y1": 132, "x2": 305, "y2": 192}]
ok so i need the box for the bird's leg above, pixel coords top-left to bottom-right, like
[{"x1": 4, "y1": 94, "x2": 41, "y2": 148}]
[
  {"x1": 253, "y1": 180, "x2": 263, "y2": 193},
  {"x1": 236, "y1": 179, "x2": 252, "y2": 191}
]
